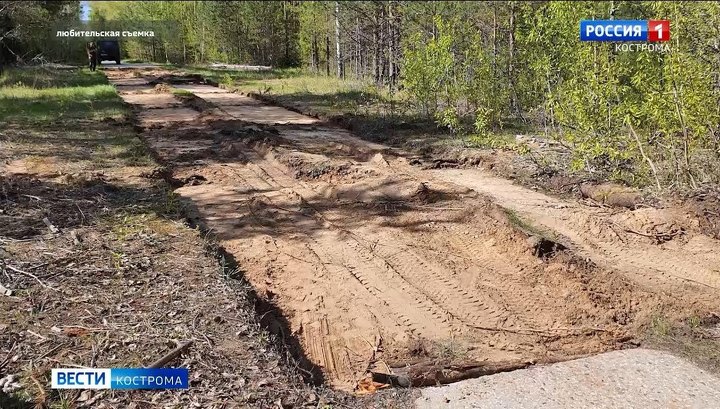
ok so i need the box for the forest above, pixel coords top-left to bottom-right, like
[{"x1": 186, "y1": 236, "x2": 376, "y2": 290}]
[{"x1": 2, "y1": 1, "x2": 720, "y2": 189}]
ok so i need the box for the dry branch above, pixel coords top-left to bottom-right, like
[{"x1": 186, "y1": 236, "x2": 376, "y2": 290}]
[
  {"x1": 627, "y1": 121, "x2": 662, "y2": 191},
  {"x1": 42, "y1": 217, "x2": 60, "y2": 233},
  {"x1": 148, "y1": 340, "x2": 193, "y2": 368},
  {"x1": 5, "y1": 264, "x2": 58, "y2": 291},
  {"x1": 389, "y1": 359, "x2": 533, "y2": 387},
  {"x1": 464, "y1": 322, "x2": 609, "y2": 337}
]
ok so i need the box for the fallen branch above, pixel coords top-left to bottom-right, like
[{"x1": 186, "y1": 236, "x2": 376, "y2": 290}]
[
  {"x1": 148, "y1": 340, "x2": 193, "y2": 368},
  {"x1": 465, "y1": 322, "x2": 609, "y2": 337},
  {"x1": 627, "y1": 120, "x2": 662, "y2": 191},
  {"x1": 26, "y1": 329, "x2": 48, "y2": 341},
  {"x1": 5, "y1": 264, "x2": 58, "y2": 291},
  {"x1": 623, "y1": 227, "x2": 683, "y2": 240},
  {"x1": 611, "y1": 221, "x2": 684, "y2": 242},
  {"x1": 43, "y1": 217, "x2": 60, "y2": 233},
  {"x1": 38, "y1": 343, "x2": 66, "y2": 360},
  {"x1": 389, "y1": 359, "x2": 533, "y2": 387}
]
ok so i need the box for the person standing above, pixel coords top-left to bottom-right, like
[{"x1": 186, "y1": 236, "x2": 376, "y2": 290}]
[{"x1": 86, "y1": 41, "x2": 97, "y2": 71}]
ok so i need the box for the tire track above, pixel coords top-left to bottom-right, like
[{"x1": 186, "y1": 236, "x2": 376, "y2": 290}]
[
  {"x1": 241, "y1": 152, "x2": 516, "y2": 337},
  {"x1": 116, "y1": 74, "x2": 680, "y2": 389},
  {"x1": 440, "y1": 232, "x2": 577, "y2": 329}
]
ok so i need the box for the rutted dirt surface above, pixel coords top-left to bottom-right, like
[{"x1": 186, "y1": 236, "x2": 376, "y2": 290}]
[
  {"x1": 430, "y1": 169, "x2": 720, "y2": 297},
  {"x1": 106, "y1": 70, "x2": 720, "y2": 391}
]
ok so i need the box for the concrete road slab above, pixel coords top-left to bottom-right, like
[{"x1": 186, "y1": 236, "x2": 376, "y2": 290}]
[
  {"x1": 416, "y1": 349, "x2": 720, "y2": 409},
  {"x1": 221, "y1": 105, "x2": 318, "y2": 125},
  {"x1": 120, "y1": 93, "x2": 181, "y2": 108},
  {"x1": 174, "y1": 84, "x2": 229, "y2": 94},
  {"x1": 136, "y1": 108, "x2": 200, "y2": 125}
]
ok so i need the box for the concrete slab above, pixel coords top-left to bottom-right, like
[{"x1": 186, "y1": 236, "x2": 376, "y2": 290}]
[
  {"x1": 415, "y1": 349, "x2": 720, "y2": 409},
  {"x1": 194, "y1": 93, "x2": 261, "y2": 106},
  {"x1": 120, "y1": 93, "x2": 181, "y2": 108},
  {"x1": 114, "y1": 85, "x2": 155, "y2": 94},
  {"x1": 174, "y1": 84, "x2": 229, "y2": 94},
  {"x1": 108, "y1": 78, "x2": 149, "y2": 86},
  {"x1": 136, "y1": 108, "x2": 200, "y2": 125},
  {"x1": 221, "y1": 105, "x2": 318, "y2": 125}
]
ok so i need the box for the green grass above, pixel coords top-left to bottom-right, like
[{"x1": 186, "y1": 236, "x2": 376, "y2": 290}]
[
  {"x1": 645, "y1": 314, "x2": 720, "y2": 375},
  {"x1": 182, "y1": 66, "x2": 303, "y2": 87},
  {"x1": 0, "y1": 67, "x2": 127, "y2": 123},
  {"x1": 0, "y1": 66, "x2": 151, "y2": 171},
  {"x1": 232, "y1": 73, "x2": 373, "y2": 96},
  {"x1": 503, "y1": 208, "x2": 558, "y2": 240},
  {"x1": 179, "y1": 66, "x2": 397, "y2": 115},
  {"x1": 170, "y1": 87, "x2": 194, "y2": 96}
]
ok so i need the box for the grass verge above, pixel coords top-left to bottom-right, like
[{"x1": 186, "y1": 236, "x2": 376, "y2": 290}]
[
  {"x1": 0, "y1": 66, "x2": 416, "y2": 408},
  {"x1": 644, "y1": 315, "x2": 720, "y2": 374},
  {"x1": 0, "y1": 67, "x2": 126, "y2": 123},
  {"x1": 0, "y1": 67, "x2": 304, "y2": 408}
]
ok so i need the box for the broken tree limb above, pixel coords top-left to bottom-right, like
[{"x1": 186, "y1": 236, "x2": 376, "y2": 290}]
[
  {"x1": 627, "y1": 120, "x2": 662, "y2": 191},
  {"x1": 5, "y1": 264, "x2": 58, "y2": 291},
  {"x1": 464, "y1": 322, "x2": 610, "y2": 337},
  {"x1": 42, "y1": 217, "x2": 60, "y2": 233},
  {"x1": 389, "y1": 359, "x2": 533, "y2": 387},
  {"x1": 148, "y1": 340, "x2": 193, "y2": 368},
  {"x1": 371, "y1": 371, "x2": 411, "y2": 387}
]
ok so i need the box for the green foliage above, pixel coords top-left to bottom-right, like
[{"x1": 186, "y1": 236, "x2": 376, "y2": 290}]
[
  {"x1": 5, "y1": 1, "x2": 720, "y2": 189},
  {"x1": 89, "y1": 1, "x2": 300, "y2": 66},
  {"x1": 389, "y1": 1, "x2": 718, "y2": 187},
  {"x1": 473, "y1": 107, "x2": 492, "y2": 139},
  {"x1": 402, "y1": 16, "x2": 455, "y2": 118},
  {"x1": 0, "y1": 1, "x2": 84, "y2": 64}
]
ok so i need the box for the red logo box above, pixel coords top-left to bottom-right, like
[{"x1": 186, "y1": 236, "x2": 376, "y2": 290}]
[{"x1": 648, "y1": 20, "x2": 670, "y2": 42}]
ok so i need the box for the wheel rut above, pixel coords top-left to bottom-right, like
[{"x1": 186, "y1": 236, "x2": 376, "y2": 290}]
[{"x1": 106, "y1": 70, "x2": 718, "y2": 391}]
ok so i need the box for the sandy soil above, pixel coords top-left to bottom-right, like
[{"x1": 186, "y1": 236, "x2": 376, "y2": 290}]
[
  {"x1": 105, "y1": 69, "x2": 720, "y2": 392},
  {"x1": 428, "y1": 169, "x2": 720, "y2": 299}
]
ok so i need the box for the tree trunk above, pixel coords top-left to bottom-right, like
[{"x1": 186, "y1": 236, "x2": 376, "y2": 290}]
[
  {"x1": 311, "y1": 34, "x2": 319, "y2": 72},
  {"x1": 325, "y1": 35, "x2": 331, "y2": 76},
  {"x1": 335, "y1": 1, "x2": 343, "y2": 78},
  {"x1": 508, "y1": 1, "x2": 519, "y2": 115},
  {"x1": 355, "y1": 17, "x2": 360, "y2": 79},
  {"x1": 388, "y1": 1, "x2": 394, "y2": 89},
  {"x1": 492, "y1": 4, "x2": 497, "y2": 85},
  {"x1": 374, "y1": 2, "x2": 382, "y2": 84}
]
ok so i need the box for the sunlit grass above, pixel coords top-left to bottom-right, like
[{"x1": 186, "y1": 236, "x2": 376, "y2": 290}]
[
  {"x1": 183, "y1": 66, "x2": 303, "y2": 84},
  {"x1": 0, "y1": 67, "x2": 128, "y2": 123}
]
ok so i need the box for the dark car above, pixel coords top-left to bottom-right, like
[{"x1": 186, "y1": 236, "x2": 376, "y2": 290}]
[{"x1": 97, "y1": 40, "x2": 121, "y2": 64}]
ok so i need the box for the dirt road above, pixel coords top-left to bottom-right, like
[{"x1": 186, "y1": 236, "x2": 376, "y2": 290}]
[{"x1": 106, "y1": 69, "x2": 720, "y2": 391}]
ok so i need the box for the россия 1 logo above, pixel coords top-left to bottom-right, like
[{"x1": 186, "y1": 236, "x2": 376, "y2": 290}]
[{"x1": 580, "y1": 20, "x2": 670, "y2": 42}]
